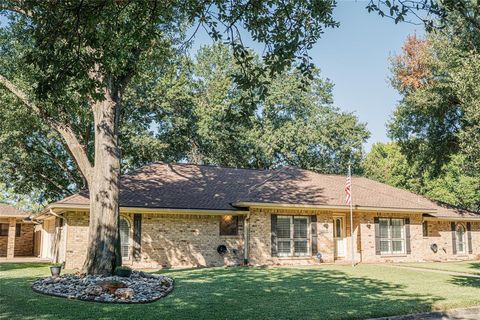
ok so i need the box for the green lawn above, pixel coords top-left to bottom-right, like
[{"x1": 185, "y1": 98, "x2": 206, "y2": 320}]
[
  {"x1": 396, "y1": 261, "x2": 480, "y2": 276},
  {"x1": 1, "y1": 263, "x2": 479, "y2": 320}
]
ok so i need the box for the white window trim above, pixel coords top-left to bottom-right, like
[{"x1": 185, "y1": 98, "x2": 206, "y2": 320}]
[
  {"x1": 379, "y1": 218, "x2": 406, "y2": 255},
  {"x1": 277, "y1": 215, "x2": 310, "y2": 257}
]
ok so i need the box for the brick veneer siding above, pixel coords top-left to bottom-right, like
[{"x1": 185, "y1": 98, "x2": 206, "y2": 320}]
[
  {"x1": 64, "y1": 211, "x2": 89, "y2": 269},
  {"x1": 62, "y1": 211, "x2": 245, "y2": 269},
  {"x1": 0, "y1": 220, "x2": 34, "y2": 257},
  {"x1": 58, "y1": 209, "x2": 480, "y2": 269},
  {"x1": 138, "y1": 213, "x2": 244, "y2": 268}
]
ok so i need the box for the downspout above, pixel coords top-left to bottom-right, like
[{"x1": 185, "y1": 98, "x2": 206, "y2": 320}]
[
  {"x1": 49, "y1": 209, "x2": 68, "y2": 265},
  {"x1": 243, "y1": 211, "x2": 250, "y2": 265}
]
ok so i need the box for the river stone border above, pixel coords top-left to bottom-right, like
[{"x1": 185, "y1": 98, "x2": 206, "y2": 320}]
[{"x1": 32, "y1": 271, "x2": 174, "y2": 304}]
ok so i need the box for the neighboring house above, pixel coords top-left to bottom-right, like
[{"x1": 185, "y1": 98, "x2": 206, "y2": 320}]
[
  {"x1": 35, "y1": 163, "x2": 480, "y2": 269},
  {"x1": 0, "y1": 203, "x2": 35, "y2": 258}
]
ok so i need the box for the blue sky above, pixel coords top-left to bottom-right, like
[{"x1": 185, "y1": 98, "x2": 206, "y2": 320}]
[{"x1": 311, "y1": 1, "x2": 423, "y2": 150}]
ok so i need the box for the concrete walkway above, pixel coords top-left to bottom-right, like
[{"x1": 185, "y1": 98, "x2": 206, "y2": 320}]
[{"x1": 370, "y1": 306, "x2": 480, "y2": 320}]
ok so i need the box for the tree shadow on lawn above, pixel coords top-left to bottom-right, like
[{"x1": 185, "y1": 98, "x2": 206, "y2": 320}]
[
  {"x1": 468, "y1": 262, "x2": 480, "y2": 275},
  {"x1": 449, "y1": 275, "x2": 480, "y2": 288},
  {"x1": 0, "y1": 267, "x2": 442, "y2": 320}
]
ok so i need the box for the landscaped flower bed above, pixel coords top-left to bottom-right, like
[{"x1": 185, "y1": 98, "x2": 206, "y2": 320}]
[{"x1": 32, "y1": 271, "x2": 174, "y2": 303}]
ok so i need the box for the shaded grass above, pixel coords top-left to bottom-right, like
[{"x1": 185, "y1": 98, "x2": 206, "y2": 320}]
[
  {"x1": 397, "y1": 261, "x2": 480, "y2": 276},
  {"x1": 0, "y1": 263, "x2": 479, "y2": 320}
]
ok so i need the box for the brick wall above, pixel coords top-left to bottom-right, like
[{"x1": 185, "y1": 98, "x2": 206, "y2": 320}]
[
  {"x1": 0, "y1": 220, "x2": 34, "y2": 257},
  {"x1": 59, "y1": 209, "x2": 480, "y2": 269},
  {"x1": 64, "y1": 211, "x2": 89, "y2": 269},
  {"x1": 139, "y1": 213, "x2": 244, "y2": 268},
  {"x1": 63, "y1": 211, "x2": 245, "y2": 269}
]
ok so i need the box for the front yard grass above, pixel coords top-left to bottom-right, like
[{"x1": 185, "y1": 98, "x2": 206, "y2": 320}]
[
  {"x1": 1, "y1": 262, "x2": 479, "y2": 320},
  {"x1": 396, "y1": 260, "x2": 480, "y2": 276}
]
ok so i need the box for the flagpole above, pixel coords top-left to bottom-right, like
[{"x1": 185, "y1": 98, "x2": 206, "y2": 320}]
[{"x1": 349, "y1": 164, "x2": 355, "y2": 267}]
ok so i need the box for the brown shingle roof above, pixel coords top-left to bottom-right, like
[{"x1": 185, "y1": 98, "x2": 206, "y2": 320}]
[
  {"x1": 53, "y1": 162, "x2": 479, "y2": 218},
  {"x1": 0, "y1": 203, "x2": 30, "y2": 218}
]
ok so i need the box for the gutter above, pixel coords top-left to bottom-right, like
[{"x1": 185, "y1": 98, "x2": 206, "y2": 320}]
[
  {"x1": 424, "y1": 216, "x2": 480, "y2": 221},
  {"x1": 243, "y1": 211, "x2": 250, "y2": 265},
  {"x1": 232, "y1": 201, "x2": 438, "y2": 214},
  {"x1": 38, "y1": 204, "x2": 246, "y2": 216}
]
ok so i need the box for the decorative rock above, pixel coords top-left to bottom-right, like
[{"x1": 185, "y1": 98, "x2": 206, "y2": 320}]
[
  {"x1": 32, "y1": 271, "x2": 173, "y2": 304},
  {"x1": 114, "y1": 288, "x2": 134, "y2": 300},
  {"x1": 85, "y1": 285, "x2": 104, "y2": 296}
]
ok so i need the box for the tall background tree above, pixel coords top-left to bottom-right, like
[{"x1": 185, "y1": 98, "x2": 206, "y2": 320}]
[
  {"x1": 0, "y1": 0, "x2": 339, "y2": 274},
  {"x1": 363, "y1": 1, "x2": 480, "y2": 211}
]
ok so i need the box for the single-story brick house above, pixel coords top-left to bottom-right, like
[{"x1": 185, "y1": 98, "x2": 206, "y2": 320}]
[
  {"x1": 0, "y1": 203, "x2": 35, "y2": 258},
  {"x1": 35, "y1": 163, "x2": 480, "y2": 269}
]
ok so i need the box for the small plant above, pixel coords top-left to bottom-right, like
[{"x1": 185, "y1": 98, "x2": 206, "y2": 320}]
[{"x1": 115, "y1": 265, "x2": 133, "y2": 277}]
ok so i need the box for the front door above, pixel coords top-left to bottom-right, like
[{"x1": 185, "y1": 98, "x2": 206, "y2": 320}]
[{"x1": 334, "y1": 216, "x2": 346, "y2": 258}]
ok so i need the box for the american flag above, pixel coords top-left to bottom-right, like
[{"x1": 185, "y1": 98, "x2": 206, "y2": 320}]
[{"x1": 345, "y1": 175, "x2": 352, "y2": 205}]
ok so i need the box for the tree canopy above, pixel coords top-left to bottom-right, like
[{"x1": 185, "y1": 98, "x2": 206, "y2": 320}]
[{"x1": 0, "y1": 0, "x2": 340, "y2": 274}]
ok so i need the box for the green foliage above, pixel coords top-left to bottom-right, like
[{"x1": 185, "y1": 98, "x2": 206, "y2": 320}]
[
  {"x1": 123, "y1": 43, "x2": 370, "y2": 173},
  {"x1": 363, "y1": 142, "x2": 480, "y2": 212},
  {"x1": 0, "y1": 0, "x2": 340, "y2": 206}
]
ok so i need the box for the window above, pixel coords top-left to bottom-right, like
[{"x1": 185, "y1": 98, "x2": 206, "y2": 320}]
[
  {"x1": 276, "y1": 216, "x2": 309, "y2": 257},
  {"x1": 379, "y1": 218, "x2": 405, "y2": 255},
  {"x1": 422, "y1": 221, "x2": 428, "y2": 237},
  {"x1": 119, "y1": 217, "x2": 131, "y2": 260},
  {"x1": 0, "y1": 224, "x2": 8, "y2": 236},
  {"x1": 219, "y1": 215, "x2": 238, "y2": 236},
  {"x1": 0, "y1": 223, "x2": 21, "y2": 237},
  {"x1": 456, "y1": 224, "x2": 466, "y2": 254}
]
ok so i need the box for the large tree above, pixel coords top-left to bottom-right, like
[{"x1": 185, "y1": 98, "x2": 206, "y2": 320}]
[
  {"x1": 363, "y1": 142, "x2": 480, "y2": 212},
  {"x1": 185, "y1": 44, "x2": 369, "y2": 171},
  {"x1": 0, "y1": 1, "x2": 337, "y2": 274},
  {"x1": 367, "y1": 1, "x2": 480, "y2": 174}
]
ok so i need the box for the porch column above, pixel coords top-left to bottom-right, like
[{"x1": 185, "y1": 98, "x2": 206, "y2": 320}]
[{"x1": 6, "y1": 218, "x2": 16, "y2": 259}]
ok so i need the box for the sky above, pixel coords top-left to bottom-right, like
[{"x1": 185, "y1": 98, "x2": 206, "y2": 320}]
[{"x1": 310, "y1": 1, "x2": 423, "y2": 150}]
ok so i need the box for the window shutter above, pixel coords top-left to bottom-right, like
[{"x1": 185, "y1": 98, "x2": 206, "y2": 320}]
[
  {"x1": 133, "y1": 214, "x2": 142, "y2": 262},
  {"x1": 311, "y1": 215, "x2": 317, "y2": 256},
  {"x1": 451, "y1": 222, "x2": 457, "y2": 255},
  {"x1": 405, "y1": 218, "x2": 411, "y2": 254},
  {"x1": 374, "y1": 217, "x2": 380, "y2": 255},
  {"x1": 467, "y1": 222, "x2": 473, "y2": 254},
  {"x1": 271, "y1": 214, "x2": 277, "y2": 257}
]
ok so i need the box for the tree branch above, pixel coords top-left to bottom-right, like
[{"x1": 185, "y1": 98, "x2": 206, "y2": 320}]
[
  {"x1": 0, "y1": 0, "x2": 32, "y2": 17},
  {"x1": 0, "y1": 74, "x2": 93, "y2": 183}
]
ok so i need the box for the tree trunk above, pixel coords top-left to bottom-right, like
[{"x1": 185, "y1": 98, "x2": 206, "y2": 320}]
[{"x1": 82, "y1": 91, "x2": 122, "y2": 275}]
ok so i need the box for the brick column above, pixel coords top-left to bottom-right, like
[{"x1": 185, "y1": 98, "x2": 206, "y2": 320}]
[{"x1": 6, "y1": 218, "x2": 16, "y2": 259}]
